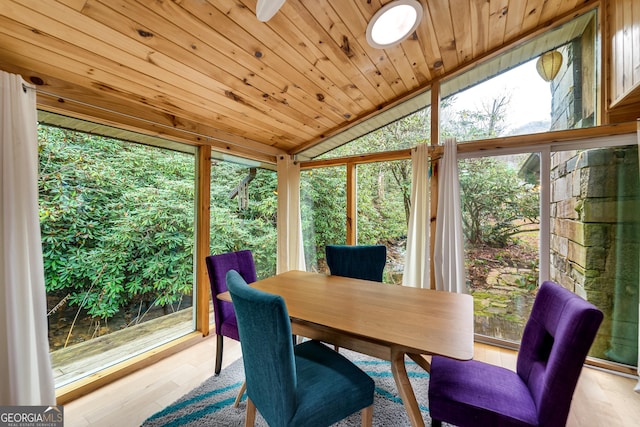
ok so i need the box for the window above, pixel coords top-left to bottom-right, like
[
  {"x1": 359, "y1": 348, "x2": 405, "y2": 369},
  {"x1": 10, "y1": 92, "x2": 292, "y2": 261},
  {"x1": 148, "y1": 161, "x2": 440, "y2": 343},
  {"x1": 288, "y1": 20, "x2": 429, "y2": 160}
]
[
  {"x1": 460, "y1": 134, "x2": 639, "y2": 369},
  {"x1": 318, "y1": 106, "x2": 430, "y2": 158},
  {"x1": 301, "y1": 166, "x2": 347, "y2": 273},
  {"x1": 209, "y1": 160, "x2": 277, "y2": 279},
  {"x1": 441, "y1": 10, "x2": 598, "y2": 142},
  {"x1": 459, "y1": 152, "x2": 541, "y2": 341},
  {"x1": 40, "y1": 124, "x2": 196, "y2": 388},
  {"x1": 357, "y1": 160, "x2": 410, "y2": 284},
  {"x1": 549, "y1": 140, "x2": 639, "y2": 364}
]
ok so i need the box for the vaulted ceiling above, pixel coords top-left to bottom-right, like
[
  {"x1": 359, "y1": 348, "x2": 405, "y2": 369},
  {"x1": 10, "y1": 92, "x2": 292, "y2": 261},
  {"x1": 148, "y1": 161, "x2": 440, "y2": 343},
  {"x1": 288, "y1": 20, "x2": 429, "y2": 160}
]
[{"x1": 0, "y1": 0, "x2": 596, "y2": 164}]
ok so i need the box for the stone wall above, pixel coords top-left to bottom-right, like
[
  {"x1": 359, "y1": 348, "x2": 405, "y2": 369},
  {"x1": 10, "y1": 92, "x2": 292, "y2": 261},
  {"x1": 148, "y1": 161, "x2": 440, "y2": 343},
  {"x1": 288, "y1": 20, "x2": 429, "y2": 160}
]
[
  {"x1": 549, "y1": 18, "x2": 595, "y2": 131},
  {"x1": 550, "y1": 145, "x2": 639, "y2": 363},
  {"x1": 546, "y1": 16, "x2": 638, "y2": 365}
]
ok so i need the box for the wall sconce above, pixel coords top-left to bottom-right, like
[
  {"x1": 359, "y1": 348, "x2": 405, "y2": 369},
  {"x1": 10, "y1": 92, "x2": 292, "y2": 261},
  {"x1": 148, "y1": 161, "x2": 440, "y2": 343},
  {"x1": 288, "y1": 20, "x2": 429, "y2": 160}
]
[
  {"x1": 366, "y1": 0, "x2": 423, "y2": 49},
  {"x1": 536, "y1": 50, "x2": 563, "y2": 82}
]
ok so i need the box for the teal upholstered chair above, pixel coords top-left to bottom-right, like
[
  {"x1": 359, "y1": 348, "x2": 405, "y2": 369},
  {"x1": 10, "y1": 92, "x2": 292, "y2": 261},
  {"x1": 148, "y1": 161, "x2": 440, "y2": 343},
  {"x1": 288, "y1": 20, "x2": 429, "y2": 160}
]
[
  {"x1": 325, "y1": 244, "x2": 386, "y2": 352},
  {"x1": 226, "y1": 270, "x2": 375, "y2": 427},
  {"x1": 325, "y1": 244, "x2": 386, "y2": 282}
]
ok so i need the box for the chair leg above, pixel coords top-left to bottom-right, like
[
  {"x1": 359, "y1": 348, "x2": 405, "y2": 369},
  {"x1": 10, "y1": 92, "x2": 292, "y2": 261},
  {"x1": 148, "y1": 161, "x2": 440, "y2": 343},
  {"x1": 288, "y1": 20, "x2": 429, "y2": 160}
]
[
  {"x1": 215, "y1": 335, "x2": 223, "y2": 375},
  {"x1": 361, "y1": 405, "x2": 373, "y2": 427},
  {"x1": 245, "y1": 397, "x2": 256, "y2": 427},
  {"x1": 233, "y1": 380, "x2": 246, "y2": 407},
  {"x1": 431, "y1": 419, "x2": 442, "y2": 427}
]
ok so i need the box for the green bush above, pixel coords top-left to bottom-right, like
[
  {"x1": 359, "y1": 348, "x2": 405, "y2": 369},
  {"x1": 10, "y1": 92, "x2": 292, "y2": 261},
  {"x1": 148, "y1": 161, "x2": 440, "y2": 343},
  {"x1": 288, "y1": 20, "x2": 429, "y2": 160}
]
[
  {"x1": 39, "y1": 127, "x2": 195, "y2": 320},
  {"x1": 459, "y1": 157, "x2": 539, "y2": 247}
]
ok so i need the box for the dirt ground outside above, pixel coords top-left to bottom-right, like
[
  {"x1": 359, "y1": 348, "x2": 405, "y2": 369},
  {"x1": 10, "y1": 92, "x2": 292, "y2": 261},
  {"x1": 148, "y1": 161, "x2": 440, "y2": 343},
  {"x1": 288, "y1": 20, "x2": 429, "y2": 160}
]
[{"x1": 466, "y1": 242, "x2": 539, "y2": 342}]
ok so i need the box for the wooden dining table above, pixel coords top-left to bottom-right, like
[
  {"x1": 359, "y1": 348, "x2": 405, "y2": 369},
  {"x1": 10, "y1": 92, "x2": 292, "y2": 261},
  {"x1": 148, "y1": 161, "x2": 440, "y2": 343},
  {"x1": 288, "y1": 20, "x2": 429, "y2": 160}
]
[{"x1": 219, "y1": 270, "x2": 474, "y2": 427}]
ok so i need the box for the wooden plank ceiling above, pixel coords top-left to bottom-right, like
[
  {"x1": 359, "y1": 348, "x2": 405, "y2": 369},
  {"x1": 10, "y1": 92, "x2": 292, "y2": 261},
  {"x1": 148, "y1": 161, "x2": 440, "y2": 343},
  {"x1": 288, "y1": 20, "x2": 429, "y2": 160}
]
[{"x1": 0, "y1": 0, "x2": 592, "y2": 164}]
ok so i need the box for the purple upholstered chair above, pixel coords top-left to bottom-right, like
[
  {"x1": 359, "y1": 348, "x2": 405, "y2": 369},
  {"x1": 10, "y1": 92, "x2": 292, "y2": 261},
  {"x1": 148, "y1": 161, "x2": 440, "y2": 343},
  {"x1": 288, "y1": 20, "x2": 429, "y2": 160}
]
[
  {"x1": 429, "y1": 280, "x2": 603, "y2": 427},
  {"x1": 205, "y1": 250, "x2": 257, "y2": 375}
]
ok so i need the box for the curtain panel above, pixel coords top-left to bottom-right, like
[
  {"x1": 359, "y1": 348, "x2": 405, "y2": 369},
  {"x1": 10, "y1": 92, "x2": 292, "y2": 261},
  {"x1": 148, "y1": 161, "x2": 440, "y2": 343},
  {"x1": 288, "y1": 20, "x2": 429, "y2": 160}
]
[
  {"x1": 433, "y1": 138, "x2": 466, "y2": 294},
  {"x1": 276, "y1": 155, "x2": 306, "y2": 274},
  {"x1": 403, "y1": 144, "x2": 430, "y2": 288},
  {"x1": 0, "y1": 71, "x2": 55, "y2": 405}
]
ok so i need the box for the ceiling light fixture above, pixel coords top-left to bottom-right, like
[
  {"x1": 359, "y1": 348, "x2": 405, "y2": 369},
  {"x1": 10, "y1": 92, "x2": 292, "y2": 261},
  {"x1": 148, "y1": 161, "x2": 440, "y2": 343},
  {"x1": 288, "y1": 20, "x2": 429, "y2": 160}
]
[
  {"x1": 256, "y1": 0, "x2": 286, "y2": 22},
  {"x1": 366, "y1": 0, "x2": 423, "y2": 49}
]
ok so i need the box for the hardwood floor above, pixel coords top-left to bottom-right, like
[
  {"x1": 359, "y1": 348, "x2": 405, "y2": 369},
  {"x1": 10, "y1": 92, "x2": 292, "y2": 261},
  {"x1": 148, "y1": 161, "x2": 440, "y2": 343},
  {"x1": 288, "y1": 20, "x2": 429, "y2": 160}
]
[
  {"x1": 62, "y1": 335, "x2": 240, "y2": 427},
  {"x1": 63, "y1": 337, "x2": 640, "y2": 426}
]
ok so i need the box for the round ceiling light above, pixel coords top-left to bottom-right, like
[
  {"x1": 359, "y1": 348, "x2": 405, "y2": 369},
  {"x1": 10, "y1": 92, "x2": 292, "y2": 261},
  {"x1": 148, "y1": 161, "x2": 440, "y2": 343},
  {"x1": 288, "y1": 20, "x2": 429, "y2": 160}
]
[{"x1": 366, "y1": 0, "x2": 423, "y2": 49}]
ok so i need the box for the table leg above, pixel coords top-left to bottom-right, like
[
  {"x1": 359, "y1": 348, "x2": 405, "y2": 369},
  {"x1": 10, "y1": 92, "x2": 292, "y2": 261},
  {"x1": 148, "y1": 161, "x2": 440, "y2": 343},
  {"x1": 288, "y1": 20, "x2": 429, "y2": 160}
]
[
  {"x1": 407, "y1": 353, "x2": 431, "y2": 373},
  {"x1": 390, "y1": 348, "x2": 425, "y2": 427}
]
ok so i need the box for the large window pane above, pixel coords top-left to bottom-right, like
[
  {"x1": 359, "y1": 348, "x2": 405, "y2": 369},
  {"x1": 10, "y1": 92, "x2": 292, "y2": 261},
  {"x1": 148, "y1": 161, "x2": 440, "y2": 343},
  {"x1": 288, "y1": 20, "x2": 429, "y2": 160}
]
[
  {"x1": 441, "y1": 11, "x2": 597, "y2": 142},
  {"x1": 550, "y1": 144, "x2": 639, "y2": 364},
  {"x1": 40, "y1": 126, "x2": 196, "y2": 387},
  {"x1": 318, "y1": 107, "x2": 430, "y2": 158},
  {"x1": 461, "y1": 140, "x2": 639, "y2": 369},
  {"x1": 442, "y1": 61, "x2": 551, "y2": 140},
  {"x1": 313, "y1": 93, "x2": 431, "y2": 159},
  {"x1": 209, "y1": 162, "x2": 277, "y2": 279},
  {"x1": 357, "y1": 160, "x2": 410, "y2": 284},
  {"x1": 460, "y1": 154, "x2": 540, "y2": 341},
  {"x1": 301, "y1": 166, "x2": 346, "y2": 273}
]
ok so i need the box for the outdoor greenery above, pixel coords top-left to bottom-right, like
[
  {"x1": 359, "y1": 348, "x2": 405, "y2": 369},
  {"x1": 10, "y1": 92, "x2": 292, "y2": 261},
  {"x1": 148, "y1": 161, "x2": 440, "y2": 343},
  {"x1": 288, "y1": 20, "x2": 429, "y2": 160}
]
[
  {"x1": 441, "y1": 94, "x2": 510, "y2": 141},
  {"x1": 40, "y1": 127, "x2": 196, "y2": 325},
  {"x1": 40, "y1": 92, "x2": 539, "y2": 349},
  {"x1": 301, "y1": 166, "x2": 347, "y2": 270},
  {"x1": 459, "y1": 157, "x2": 539, "y2": 247},
  {"x1": 208, "y1": 161, "x2": 278, "y2": 278},
  {"x1": 442, "y1": 94, "x2": 539, "y2": 248},
  {"x1": 40, "y1": 126, "x2": 277, "y2": 348}
]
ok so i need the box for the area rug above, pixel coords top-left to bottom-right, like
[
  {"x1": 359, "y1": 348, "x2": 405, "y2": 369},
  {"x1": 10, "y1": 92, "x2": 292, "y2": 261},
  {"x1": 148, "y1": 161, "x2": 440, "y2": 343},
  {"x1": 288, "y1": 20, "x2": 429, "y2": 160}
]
[{"x1": 142, "y1": 349, "x2": 433, "y2": 426}]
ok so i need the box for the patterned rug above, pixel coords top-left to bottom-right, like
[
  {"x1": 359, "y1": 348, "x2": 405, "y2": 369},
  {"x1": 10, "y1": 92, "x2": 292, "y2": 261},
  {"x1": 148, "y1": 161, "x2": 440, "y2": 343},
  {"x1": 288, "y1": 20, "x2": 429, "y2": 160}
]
[{"x1": 142, "y1": 348, "x2": 433, "y2": 426}]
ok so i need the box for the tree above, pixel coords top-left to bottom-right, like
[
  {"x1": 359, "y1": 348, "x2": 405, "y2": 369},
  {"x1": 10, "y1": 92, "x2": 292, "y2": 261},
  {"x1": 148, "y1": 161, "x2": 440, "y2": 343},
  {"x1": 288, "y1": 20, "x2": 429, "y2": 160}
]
[
  {"x1": 441, "y1": 93, "x2": 510, "y2": 140},
  {"x1": 459, "y1": 157, "x2": 539, "y2": 247},
  {"x1": 209, "y1": 161, "x2": 278, "y2": 278},
  {"x1": 40, "y1": 125, "x2": 282, "y2": 350},
  {"x1": 39, "y1": 89, "x2": 536, "y2": 344},
  {"x1": 363, "y1": 112, "x2": 429, "y2": 226},
  {"x1": 440, "y1": 93, "x2": 540, "y2": 247},
  {"x1": 39, "y1": 127, "x2": 196, "y2": 324},
  {"x1": 300, "y1": 166, "x2": 347, "y2": 270}
]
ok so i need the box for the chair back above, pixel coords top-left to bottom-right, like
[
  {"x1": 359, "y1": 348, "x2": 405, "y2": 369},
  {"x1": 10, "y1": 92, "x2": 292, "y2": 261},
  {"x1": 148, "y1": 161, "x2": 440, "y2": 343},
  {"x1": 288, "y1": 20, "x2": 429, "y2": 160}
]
[
  {"x1": 325, "y1": 244, "x2": 386, "y2": 282},
  {"x1": 517, "y1": 281, "x2": 603, "y2": 426},
  {"x1": 205, "y1": 250, "x2": 257, "y2": 336},
  {"x1": 226, "y1": 270, "x2": 297, "y2": 425}
]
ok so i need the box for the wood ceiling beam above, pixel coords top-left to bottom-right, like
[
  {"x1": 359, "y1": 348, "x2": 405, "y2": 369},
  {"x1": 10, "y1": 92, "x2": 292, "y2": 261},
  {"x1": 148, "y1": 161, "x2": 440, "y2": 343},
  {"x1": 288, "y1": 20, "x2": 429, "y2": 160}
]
[
  {"x1": 298, "y1": 121, "x2": 637, "y2": 170},
  {"x1": 0, "y1": 56, "x2": 281, "y2": 162}
]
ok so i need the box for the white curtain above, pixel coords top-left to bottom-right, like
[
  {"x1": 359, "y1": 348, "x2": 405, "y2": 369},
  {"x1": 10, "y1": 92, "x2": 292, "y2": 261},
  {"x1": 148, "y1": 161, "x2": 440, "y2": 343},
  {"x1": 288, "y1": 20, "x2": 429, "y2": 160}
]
[
  {"x1": 403, "y1": 144, "x2": 430, "y2": 288},
  {"x1": 276, "y1": 154, "x2": 306, "y2": 274},
  {"x1": 0, "y1": 71, "x2": 55, "y2": 405},
  {"x1": 433, "y1": 138, "x2": 466, "y2": 293}
]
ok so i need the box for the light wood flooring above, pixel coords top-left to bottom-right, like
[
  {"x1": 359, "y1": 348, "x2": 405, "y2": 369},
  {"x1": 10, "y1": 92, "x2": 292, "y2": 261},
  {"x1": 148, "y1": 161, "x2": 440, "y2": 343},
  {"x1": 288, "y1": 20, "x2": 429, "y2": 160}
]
[{"x1": 63, "y1": 337, "x2": 640, "y2": 426}]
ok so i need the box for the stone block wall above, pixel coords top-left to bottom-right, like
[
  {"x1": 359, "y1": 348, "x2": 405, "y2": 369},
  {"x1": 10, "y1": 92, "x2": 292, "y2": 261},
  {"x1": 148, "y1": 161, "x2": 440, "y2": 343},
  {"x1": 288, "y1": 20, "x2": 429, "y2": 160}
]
[
  {"x1": 545, "y1": 16, "x2": 637, "y2": 365},
  {"x1": 549, "y1": 18, "x2": 596, "y2": 131},
  {"x1": 550, "y1": 145, "x2": 639, "y2": 364}
]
